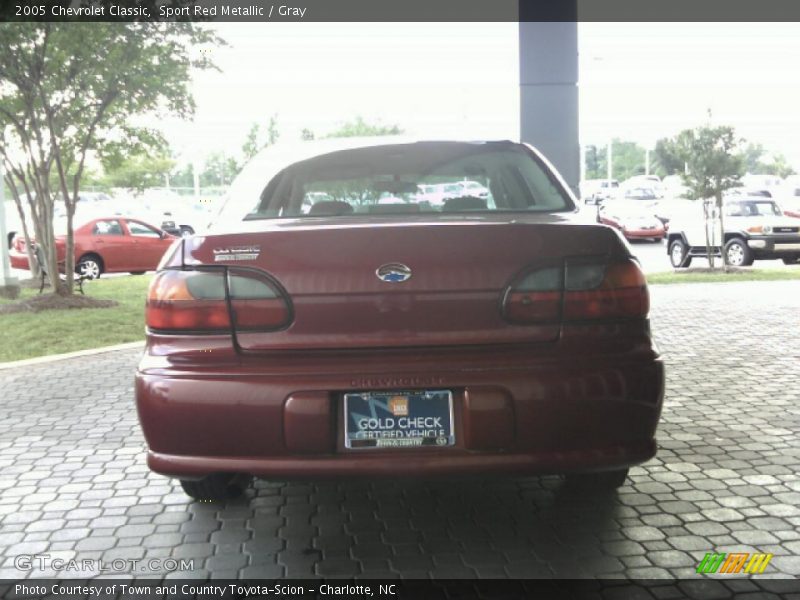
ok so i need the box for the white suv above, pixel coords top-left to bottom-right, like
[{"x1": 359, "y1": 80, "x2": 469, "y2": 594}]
[{"x1": 666, "y1": 197, "x2": 800, "y2": 267}]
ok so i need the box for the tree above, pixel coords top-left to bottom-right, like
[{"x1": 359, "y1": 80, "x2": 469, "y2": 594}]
[
  {"x1": 326, "y1": 116, "x2": 403, "y2": 138},
  {"x1": 763, "y1": 153, "x2": 795, "y2": 178},
  {"x1": 583, "y1": 140, "x2": 647, "y2": 181},
  {"x1": 0, "y1": 23, "x2": 220, "y2": 294},
  {"x1": 742, "y1": 142, "x2": 767, "y2": 174},
  {"x1": 169, "y1": 163, "x2": 194, "y2": 189},
  {"x1": 102, "y1": 152, "x2": 176, "y2": 192},
  {"x1": 583, "y1": 145, "x2": 601, "y2": 180},
  {"x1": 242, "y1": 115, "x2": 280, "y2": 161},
  {"x1": 242, "y1": 124, "x2": 261, "y2": 162},
  {"x1": 652, "y1": 136, "x2": 686, "y2": 177},
  {"x1": 610, "y1": 139, "x2": 647, "y2": 181},
  {"x1": 200, "y1": 152, "x2": 239, "y2": 188},
  {"x1": 740, "y1": 142, "x2": 795, "y2": 178},
  {"x1": 672, "y1": 125, "x2": 745, "y2": 269}
]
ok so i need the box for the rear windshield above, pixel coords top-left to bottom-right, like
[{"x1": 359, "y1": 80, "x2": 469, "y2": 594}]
[{"x1": 243, "y1": 142, "x2": 573, "y2": 220}]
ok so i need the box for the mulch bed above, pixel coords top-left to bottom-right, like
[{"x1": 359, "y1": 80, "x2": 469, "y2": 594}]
[{"x1": 0, "y1": 293, "x2": 118, "y2": 315}]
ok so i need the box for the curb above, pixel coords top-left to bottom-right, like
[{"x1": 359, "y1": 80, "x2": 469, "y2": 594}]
[{"x1": 0, "y1": 341, "x2": 144, "y2": 370}]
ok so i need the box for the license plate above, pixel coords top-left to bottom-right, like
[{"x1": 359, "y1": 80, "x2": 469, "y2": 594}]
[{"x1": 344, "y1": 390, "x2": 455, "y2": 449}]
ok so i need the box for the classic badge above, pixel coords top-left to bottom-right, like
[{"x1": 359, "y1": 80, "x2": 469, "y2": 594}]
[{"x1": 213, "y1": 245, "x2": 261, "y2": 262}]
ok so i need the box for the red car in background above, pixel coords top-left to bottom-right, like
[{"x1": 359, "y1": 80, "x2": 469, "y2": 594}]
[
  {"x1": 597, "y1": 200, "x2": 666, "y2": 242},
  {"x1": 10, "y1": 217, "x2": 177, "y2": 278},
  {"x1": 136, "y1": 138, "x2": 664, "y2": 502}
]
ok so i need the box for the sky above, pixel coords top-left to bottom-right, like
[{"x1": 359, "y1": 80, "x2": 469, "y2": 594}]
[{"x1": 158, "y1": 22, "x2": 800, "y2": 173}]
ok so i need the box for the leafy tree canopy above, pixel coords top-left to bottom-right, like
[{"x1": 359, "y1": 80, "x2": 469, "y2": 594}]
[
  {"x1": 326, "y1": 116, "x2": 403, "y2": 138},
  {"x1": 242, "y1": 115, "x2": 279, "y2": 161},
  {"x1": 583, "y1": 139, "x2": 648, "y2": 181},
  {"x1": 102, "y1": 153, "x2": 176, "y2": 192},
  {"x1": 672, "y1": 125, "x2": 744, "y2": 202},
  {"x1": 0, "y1": 22, "x2": 221, "y2": 293}
]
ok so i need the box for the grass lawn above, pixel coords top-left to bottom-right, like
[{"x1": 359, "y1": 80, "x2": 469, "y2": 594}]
[
  {"x1": 0, "y1": 275, "x2": 151, "y2": 362},
  {"x1": 647, "y1": 268, "x2": 800, "y2": 285}
]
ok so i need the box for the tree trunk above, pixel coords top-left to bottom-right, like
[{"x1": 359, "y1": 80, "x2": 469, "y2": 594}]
[
  {"x1": 33, "y1": 177, "x2": 62, "y2": 294},
  {"x1": 63, "y1": 200, "x2": 75, "y2": 293},
  {"x1": 716, "y1": 193, "x2": 729, "y2": 271},
  {"x1": 703, "y1": 200, "x2": 715, "y2": 269},
  {"x1": 5, "y1": 175, "x2": 41, "y2": 280}
]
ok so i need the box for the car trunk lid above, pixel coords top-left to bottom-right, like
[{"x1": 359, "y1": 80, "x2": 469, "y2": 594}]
[{"x1": 183, "y1": 216, "x2": 622, "y2": 351}]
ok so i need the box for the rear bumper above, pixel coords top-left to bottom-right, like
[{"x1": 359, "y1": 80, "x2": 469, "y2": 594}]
[
  {"x1": 624, "y1": 228, "x2": 665, "y2": 240},
  {"x1": 148, "y1": 439, "x2": 657, "y2": 480},
  {"x1": 136, "y1": 338, "x2": 664, "y2": 480}
]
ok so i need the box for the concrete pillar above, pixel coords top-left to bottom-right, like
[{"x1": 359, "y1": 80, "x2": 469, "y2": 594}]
[{"x1": 519, "y1": 22, "x2": 580, "y2": 193}]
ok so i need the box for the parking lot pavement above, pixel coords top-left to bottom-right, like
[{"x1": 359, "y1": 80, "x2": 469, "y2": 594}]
[{"x1": 1, "y1": 280, "x2": 799, "y2": 581}]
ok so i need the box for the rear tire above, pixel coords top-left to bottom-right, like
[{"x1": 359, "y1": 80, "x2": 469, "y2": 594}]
[
  {"x1": 179, "y1": 473, "x2": 252, "y2": 502},
  {"x1": 669, "y1": 239, "x2": 691, "y2": 268},
  {"x1": 782, "y1": 257, "x2": 800, "y2": 265},
  {"x1": 565, "y1": 468, "x2": 629, "y2": 490}
]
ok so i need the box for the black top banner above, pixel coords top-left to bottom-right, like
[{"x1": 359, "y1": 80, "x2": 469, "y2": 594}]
[{"x1": 4, "y1": 0, "x2": 800, "y2": 22}]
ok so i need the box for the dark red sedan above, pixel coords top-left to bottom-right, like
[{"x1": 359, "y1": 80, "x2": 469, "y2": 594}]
[
  {"x1": 136, "y1": 139, "x2": 664, "y2": 501},
  {"x1": 10, "y1": 216, "x2": 177, "y2": 278}
]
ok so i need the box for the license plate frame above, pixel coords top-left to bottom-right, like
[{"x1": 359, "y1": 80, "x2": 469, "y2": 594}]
[{"x1": 343, "y1": 390, "x2": 455, "y2": 450}]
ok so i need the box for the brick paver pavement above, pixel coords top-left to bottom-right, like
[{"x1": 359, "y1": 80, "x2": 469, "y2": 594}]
[{"x1": 1, "y1": 280, "x2": 799, "y2": 581}]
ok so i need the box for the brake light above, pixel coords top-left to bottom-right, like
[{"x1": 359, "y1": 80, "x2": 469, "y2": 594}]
[
  {"x1": 146, "y1": 268, "x2": 291, "y2": 332},
  {"x1": 503, "y1": 266, "x2": 562, "y2": 323},
  {"x1": 563, "y1": 261, "x2": 649, "y2": 321},
  {"x1": 503, "y1": 258, "x2": 648, "y2": 324}
]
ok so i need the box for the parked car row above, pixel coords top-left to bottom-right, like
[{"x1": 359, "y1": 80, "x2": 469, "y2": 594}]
[
  {"x1": 582, "y1": 172, "x2": 800, "y2": 207},
  {"x1": 416, "y1": 181, "x2": 490, "y2": 206}
]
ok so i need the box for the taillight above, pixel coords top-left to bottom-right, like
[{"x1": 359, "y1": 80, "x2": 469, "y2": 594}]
[
  {"x1": 563, "y1": 261, "x2": 649, "y2": 321},
  {"x1": 503, "y1": 258, "x2": 648, "y2": 324},
  {"x1": 503, "y1": 266, "x2": 563, "y2": 323},
  {"x1": 146, "y1": 268, "x2": 291, "y2": 333}
]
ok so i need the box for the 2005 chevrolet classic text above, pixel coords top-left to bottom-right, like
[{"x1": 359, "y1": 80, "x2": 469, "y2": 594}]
[{"x1": 135, "y1": 138, "x2": 664, "y2": 501}]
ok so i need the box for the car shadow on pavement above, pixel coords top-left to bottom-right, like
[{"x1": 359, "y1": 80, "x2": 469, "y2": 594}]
[{"x1": 175, "y1": 475, "x2": 625, "y2": 579}]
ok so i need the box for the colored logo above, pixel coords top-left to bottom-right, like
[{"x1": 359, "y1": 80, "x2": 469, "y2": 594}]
[
  {"x1": 696, "y1": 552, "x2": 773, "y2": 574},
  {"x1": 388, "y1": 396, "x2": 409, "y2": 416},
  {"x1": 376, "y1": 263, "x2": 412, "y2": 283}
]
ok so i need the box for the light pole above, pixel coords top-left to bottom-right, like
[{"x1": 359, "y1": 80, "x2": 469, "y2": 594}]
[{"x1": 0, "y1": 163, "x2": 20, "y2": 298}]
